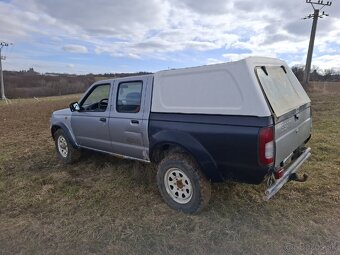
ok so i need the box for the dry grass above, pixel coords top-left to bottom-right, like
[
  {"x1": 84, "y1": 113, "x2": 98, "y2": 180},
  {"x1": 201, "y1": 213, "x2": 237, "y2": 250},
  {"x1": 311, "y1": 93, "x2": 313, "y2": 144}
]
[
  {"x1": 308, "y1": 81, "x2": 340, "y2": 94},
  {"x1": 0, "y1": 85, "x2": 339, "y2": 255}
]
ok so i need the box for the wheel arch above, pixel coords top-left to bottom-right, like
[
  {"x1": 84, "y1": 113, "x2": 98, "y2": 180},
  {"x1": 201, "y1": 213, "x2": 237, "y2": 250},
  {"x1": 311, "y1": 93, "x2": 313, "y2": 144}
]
[
  {"x1": 51, "y1": 122, "x2": 78, "y2": 148},
  {"x1": 149, "y1": 130, "x2": 224, "y2": 182}
]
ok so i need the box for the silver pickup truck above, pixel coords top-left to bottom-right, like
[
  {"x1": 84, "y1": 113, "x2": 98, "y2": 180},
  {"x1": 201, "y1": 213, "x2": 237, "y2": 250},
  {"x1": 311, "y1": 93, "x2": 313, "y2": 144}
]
[{"x1": 51, "y1": 57, "x2": 312, "y2": 214}]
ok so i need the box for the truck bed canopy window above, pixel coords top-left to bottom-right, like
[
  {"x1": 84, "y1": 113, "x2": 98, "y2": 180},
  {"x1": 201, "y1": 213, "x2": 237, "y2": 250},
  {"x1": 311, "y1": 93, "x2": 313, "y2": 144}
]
[{"x1": 256, "y1": 66, "x2": 310, "y2": 117}]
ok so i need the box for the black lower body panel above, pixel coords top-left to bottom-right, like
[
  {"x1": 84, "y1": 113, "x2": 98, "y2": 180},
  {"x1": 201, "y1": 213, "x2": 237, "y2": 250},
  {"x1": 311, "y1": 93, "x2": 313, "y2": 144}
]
[{"x1": 149, "y1": 113, "x2": 273, "y2": 184}]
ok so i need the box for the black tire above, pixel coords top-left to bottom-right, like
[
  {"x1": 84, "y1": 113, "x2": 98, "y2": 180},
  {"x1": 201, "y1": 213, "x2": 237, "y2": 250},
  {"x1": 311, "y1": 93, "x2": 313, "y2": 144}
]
[
  {"x1": 54, "y1": 129, "x2": 81, "y2": 164},
  {"x1": 157, "y1": 153, "x2": 211, "y2": 214}
]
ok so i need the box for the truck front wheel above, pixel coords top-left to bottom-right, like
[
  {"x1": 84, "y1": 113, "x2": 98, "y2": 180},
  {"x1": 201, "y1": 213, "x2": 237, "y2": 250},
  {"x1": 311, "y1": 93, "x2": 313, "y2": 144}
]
[
  {"x1": 157, "y1": 153, "x2": 211, "y2": 214},
  {"x1": 54, "y1": 129, "x2": 81, "y2": 164}
]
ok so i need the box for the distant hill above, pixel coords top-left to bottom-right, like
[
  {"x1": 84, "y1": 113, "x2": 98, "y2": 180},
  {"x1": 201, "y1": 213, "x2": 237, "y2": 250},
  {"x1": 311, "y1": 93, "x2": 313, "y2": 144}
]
[{"x1": 3, "y1": 70, "x2": 152, "y2": 99}]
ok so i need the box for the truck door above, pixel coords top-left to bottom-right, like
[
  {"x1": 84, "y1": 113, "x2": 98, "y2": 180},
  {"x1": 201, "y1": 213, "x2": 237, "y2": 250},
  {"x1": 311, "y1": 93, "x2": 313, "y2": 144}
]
[
  {"x1": 71, "y1": 82, "x2": 113, "y2": 152},
  {"x1": 108, "y1": 76, "x2": 150, "y2": 160}
]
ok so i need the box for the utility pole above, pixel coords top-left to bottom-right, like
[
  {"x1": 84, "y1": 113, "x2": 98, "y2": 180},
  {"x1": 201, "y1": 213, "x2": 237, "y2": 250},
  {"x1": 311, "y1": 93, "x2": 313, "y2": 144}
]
[
  {"x1": 303, "y1": 0, "x2": 332, "y2": 85},
  {"x1": 0, "y1": 42, "x2": 11, "y2": 100}
]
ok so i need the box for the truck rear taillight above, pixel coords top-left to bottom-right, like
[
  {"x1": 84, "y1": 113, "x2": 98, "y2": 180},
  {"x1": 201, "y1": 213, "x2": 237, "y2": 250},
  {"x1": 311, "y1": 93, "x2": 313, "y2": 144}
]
[{"x1": 259, "y1": 127, "x2": 274, "y2": 165}]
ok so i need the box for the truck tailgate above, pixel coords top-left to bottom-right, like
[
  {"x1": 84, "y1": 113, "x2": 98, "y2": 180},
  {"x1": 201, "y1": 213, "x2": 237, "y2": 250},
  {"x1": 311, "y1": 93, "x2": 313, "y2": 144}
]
[{"x1": 274, "y1": 106, "x2": 312, "y2": 166}]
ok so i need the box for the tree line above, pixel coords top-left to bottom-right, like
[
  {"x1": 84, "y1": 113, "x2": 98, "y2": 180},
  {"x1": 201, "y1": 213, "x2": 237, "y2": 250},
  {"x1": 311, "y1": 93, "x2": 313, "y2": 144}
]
[
  {"x1": 291, "y1": 65, "x2": 340, "y2": 82},
  {"x1": 2, "y1": 66, "x2": 339, "y2": 99},
  {"x1": 3, "y1": 69, "x2": 152, "y2": 99}
]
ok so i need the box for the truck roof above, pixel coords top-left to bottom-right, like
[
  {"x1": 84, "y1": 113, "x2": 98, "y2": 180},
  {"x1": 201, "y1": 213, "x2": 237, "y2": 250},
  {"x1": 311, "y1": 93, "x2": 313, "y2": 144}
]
[
  {"x1": 92, "y1": 74, "x2": 154, "y2": 85},
  {"x1": 156, "y1": 56, "x2": 285, "y2": 75},
  {"x1": 94, "y1": 57, "x2": 285, "y2": 85}
]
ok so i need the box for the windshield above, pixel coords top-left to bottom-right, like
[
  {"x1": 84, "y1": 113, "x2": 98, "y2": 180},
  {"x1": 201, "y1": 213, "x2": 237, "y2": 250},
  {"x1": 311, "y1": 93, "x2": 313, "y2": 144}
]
[{"x1": 256, "y1": 66, "x2": 310, "y2": 117}]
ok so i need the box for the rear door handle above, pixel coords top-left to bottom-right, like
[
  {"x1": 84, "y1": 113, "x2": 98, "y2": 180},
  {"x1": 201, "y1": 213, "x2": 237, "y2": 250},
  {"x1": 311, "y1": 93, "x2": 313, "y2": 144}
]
[
  {"x1": 99, "y1": 117, "x2": 106, "y2": 122},
  {"x1": 131, "y1": 120, "x2": 139, "y2": 124}
]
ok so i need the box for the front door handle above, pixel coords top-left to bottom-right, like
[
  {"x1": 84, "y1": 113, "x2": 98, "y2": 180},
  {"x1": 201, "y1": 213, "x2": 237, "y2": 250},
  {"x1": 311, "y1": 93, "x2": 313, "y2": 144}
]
[
  {"x1": 99, "y1": 117, "x2": 106, "y2": 122},
  {"x1": 131, "y1": 119, "x2": 139, "y2": 124}
]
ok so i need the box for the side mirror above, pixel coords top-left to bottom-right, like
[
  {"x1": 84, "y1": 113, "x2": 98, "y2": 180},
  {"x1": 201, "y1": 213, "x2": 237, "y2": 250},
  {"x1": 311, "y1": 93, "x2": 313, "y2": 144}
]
[{"x1": 69, "y1": 102, "x2": 81, "y2": 112}]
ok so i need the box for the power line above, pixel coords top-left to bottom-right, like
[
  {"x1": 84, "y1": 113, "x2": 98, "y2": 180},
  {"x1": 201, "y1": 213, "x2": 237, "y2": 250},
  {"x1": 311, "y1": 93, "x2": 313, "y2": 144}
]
[
  {"x1": 303, "y1": 0, "x2": 332, "y2": 85},
  {"x1": 0, "y1": 41, "x2": 13, "y2": 100}
]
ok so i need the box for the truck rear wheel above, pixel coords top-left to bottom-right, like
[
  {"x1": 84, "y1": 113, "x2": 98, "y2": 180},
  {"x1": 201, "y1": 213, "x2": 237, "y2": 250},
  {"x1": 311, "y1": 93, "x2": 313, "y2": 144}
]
[
  {"x1": 54, "y1": 129, "x2": 81, "y2": 164},
  {"x1": 156, "y1": 153, "x2": 211, "y2": 214}
]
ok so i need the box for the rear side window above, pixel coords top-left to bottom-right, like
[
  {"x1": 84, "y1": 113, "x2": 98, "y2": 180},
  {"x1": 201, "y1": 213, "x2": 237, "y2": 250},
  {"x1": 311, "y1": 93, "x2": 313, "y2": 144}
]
[
  {"x1": 256, "y1": 66, "x2": 310, "y2": 117},
  {"x1": 116, "y1": 81, "x2": 142, "y2": 113}
]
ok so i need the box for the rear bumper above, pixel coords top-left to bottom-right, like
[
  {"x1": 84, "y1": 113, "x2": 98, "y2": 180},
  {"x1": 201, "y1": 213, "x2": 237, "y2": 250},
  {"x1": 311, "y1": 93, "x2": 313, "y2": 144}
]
[{"x1": 264, "y1": 147, "x2": 311, "y2": 200}]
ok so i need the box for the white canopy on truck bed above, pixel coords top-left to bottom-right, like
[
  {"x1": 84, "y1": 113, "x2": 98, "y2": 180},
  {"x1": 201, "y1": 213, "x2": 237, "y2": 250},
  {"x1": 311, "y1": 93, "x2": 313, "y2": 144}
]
[{"x1": 151, "y1": 57, "x2": 310, "y2": 117}]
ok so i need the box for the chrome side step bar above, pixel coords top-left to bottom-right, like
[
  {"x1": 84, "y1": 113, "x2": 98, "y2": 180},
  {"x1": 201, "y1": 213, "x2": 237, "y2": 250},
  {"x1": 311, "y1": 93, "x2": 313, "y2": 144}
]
[{"x1": 264, "y1": 147, "x2": 311, "y2": 201}]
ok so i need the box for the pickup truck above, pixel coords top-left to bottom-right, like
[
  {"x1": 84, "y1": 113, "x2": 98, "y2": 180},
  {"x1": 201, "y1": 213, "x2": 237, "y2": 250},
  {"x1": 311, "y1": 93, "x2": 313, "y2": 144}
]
[{"x1": 50, "y1": 57, "x2": 312, "y2": 214}]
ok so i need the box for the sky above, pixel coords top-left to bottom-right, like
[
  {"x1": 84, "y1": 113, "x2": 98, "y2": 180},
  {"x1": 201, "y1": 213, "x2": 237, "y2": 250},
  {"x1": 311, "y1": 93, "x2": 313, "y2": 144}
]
[{"x1": 0, "y1": 0, "x2": 339, "y2": 74}]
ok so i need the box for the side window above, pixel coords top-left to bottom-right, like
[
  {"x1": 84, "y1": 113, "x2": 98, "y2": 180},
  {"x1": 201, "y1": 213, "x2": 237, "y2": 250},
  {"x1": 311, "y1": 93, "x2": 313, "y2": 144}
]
[
  {"x1": 81, "y1": 84, "x2": 110, "y2": 112},
  {"x1": 116, "y1": 81, "x2": 142, "y2": 113}
]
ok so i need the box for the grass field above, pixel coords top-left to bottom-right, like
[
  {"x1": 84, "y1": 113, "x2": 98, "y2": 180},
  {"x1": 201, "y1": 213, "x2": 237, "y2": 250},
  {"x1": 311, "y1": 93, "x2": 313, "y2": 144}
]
[{"x1": 0, "y1": 86, "x2": 339, "y2": 255}]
